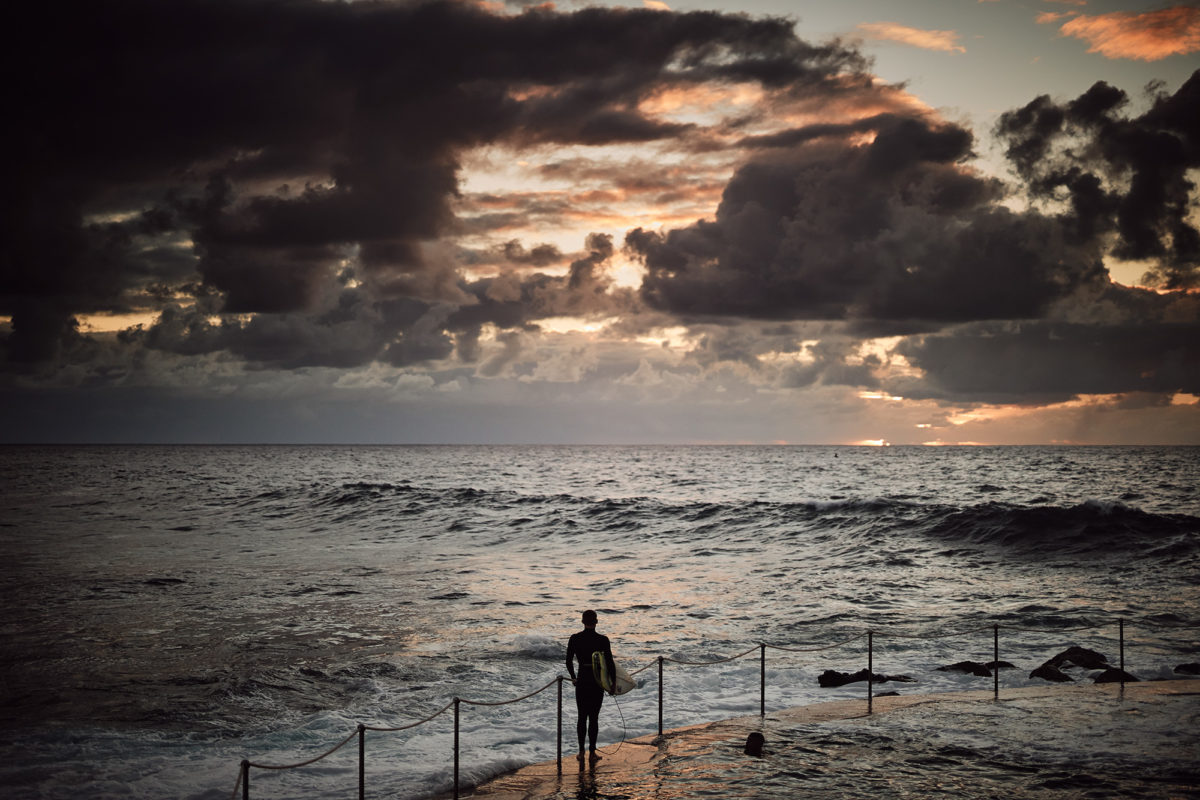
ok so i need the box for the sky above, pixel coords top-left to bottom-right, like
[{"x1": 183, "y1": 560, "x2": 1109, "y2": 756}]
[{"x1": 2, "y1": 0, "x2": 1198, "y2": 444}]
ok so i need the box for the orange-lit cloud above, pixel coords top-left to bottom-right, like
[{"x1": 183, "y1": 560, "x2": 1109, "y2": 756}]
[
  {"x1": 1053, "y1": 6, "x2": 1200, "y2": 61},
  {"x1": 856, "y1": 22, "x2": 967, "y2": 53},
  {"x1": 1036, "y1": 11, "x2": 1073, "y2": 24}
]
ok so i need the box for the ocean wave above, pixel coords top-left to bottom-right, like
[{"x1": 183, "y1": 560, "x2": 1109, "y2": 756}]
[
  {"x1": 221, "y1": 479, "x2": 1199, "y2": 562},
  {"x1": 924, "y1": 501, "x2": 1200, "y2": 556}
]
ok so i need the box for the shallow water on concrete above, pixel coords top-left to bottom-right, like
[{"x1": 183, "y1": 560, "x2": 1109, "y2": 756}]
[{"x1": 519, "y1": 685, "x2": 1200, "y2": 800}]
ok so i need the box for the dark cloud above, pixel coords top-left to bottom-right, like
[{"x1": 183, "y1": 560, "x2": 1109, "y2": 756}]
[
  {"x1": 894, "y1": 317, "x2": 1200, "y2": 404},
  {"x1": 1, "y1": 0, "x2": 870, "y2": 371},
  {"x1": 997, "y1": 70, "x2": 1200, "y2": 288},
  {"x1": 627, "y1": 112, "x2": 1099, "y2": 326},
  {"x1": 498, "y1": 241, "x2": 566, "y2": 269},
  {"x1": 781, "y1": 338, "x2": 881, "y2": 390},
  {"x1": 446, "y1": 233, "x2": 638, "y2": 363}
]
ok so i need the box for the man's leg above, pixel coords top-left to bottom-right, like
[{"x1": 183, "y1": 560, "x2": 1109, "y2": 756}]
[
  {"x1": 575, "y1": 691, "x2": 588, "y2": 762},
  {"x1": 587, "y1": 693, "x2": 604, "y2": 760}
]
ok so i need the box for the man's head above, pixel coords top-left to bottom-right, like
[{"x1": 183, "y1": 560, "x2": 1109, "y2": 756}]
[{"x1": 582, "y1": 609, "x2": 598, "y2": 628}]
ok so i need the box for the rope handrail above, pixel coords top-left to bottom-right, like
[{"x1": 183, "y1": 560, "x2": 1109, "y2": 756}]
[
  {"x1": 663, "y1": 644, "x2": 759, "y2": 666},
  {"x1": 363, "y1": 698, "x2": 456, "y2": 732},
  {"x1": 1003, "y1": 623, "x2": 1104, "y2": 633},
  {"x1": 460, "y1": 676, "x2": 559, "y2": 707},
  {"x1": 873, "y1": 624, "x2": 996, "y2": 640},
  {"x1": 246, "y1": 727, "x2": 359, "y2": 770},
  {"x1": 230, "y1": 614, "x2": 1186, "y2": 799},
  {"x1": 766, "y1": 632, "x2": 868, "y2": 652},
  {"x1": 1132, "y1": 622, "x2": 1200, "y2": 633}
]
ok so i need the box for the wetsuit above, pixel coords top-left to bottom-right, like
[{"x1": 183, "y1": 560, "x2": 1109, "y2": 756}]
[{"x1": 566, "y1": 627, "x2": 614, "y2": 755}]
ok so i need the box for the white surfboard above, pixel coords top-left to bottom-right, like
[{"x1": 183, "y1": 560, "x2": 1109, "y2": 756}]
[{"x1": 592, "y1": 651, "x2": 636, "y2": 695}]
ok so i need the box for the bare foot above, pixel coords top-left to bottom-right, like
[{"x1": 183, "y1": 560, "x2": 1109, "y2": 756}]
[
  {"x1": 589, "y1": 752, "x2": 602, "y2": 763},
  {"x1": 576, "y1": 753, "x2": 585, "y2": 768}
]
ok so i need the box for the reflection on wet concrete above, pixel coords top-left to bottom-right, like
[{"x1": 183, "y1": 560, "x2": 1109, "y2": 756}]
[{"x1": 460, "y1": 682, "x2": 1200, "y2": 800}]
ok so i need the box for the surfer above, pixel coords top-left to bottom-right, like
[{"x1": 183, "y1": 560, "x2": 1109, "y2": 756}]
[{"x1": 565, "y1": 609, "x2": 615, "y2": 766}]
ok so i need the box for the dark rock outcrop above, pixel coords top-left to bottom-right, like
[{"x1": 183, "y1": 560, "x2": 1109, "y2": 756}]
[
  {"x1": 937, "y1": 660, "x2": 1016, "y2": 677},
  {"x1": 1030, "y1": 664, "x2": 1074, "y2": 683},
  {"x1": 1092, "y1": 668, "x2": 1139, "y2": 684},
  {"x1": 937, "y1": 661, "x2": 992, "y2": 677},
  {"x1": 817, "y1": 669, "x2": 917, "y2": 688},
  {"x1": 1044, "y1": 646, "x2": 1111, "y2": 671},
  {"x1": 1031, "y1": 646, "x2": 1117, "y2": 683},
  {"x1": 1175, "y1": 663, "x2": 1200, "y2": 675}
]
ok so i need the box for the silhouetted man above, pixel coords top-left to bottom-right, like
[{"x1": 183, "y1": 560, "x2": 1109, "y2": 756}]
[{"x1": 565, "y1": 609, "x2": 614, "y2": 765}]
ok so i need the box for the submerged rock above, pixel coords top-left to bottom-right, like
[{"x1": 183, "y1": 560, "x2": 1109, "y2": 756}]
[
  {"x1": 1174, "y1": 663, "x2": 1200, "y2": 675},
  {"x1": 936, "y1": 660, "x2": 1016, "y2": 677},
  {"x1": 1092, "y1": 668, "x2": 1139, "y2": 684},
  {"x1": 817, "y1": 669, "x2": 917, "y2": 688},
  {"x1": 1044, "y1": 646, "x2": 1111, "y2": 671},
  {"x1": 1031, "y1": 646, "x2": 1120, "y2": 682},
  {"x1": 1030, "y1": 664, "x2": 1074, "y2": 683},
  {"x1": 937, "y1": 661, "x2": 992, "y2": 677}
]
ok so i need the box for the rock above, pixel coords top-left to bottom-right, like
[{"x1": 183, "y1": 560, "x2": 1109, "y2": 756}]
[
  {"x1": 1174, "y1": 663, "x2": 1200, "y2": 675},
  {"x1": 881, "y1": 674, "x2": 917, "y2": 684},
  {"x1": 1092, "y1": 668, "x2": 1139, "y2": 684},
  {"x1": 817, "y1": 669, "x2": 917, "y2": 688},
  {"x1": 1044, "y1": 646, "x2": 1111, "y2": 671},
  {"x1": 937, "y1": 661, "x2": 993, "y2": 677},
  {"x1": 936, "y1": 660, "x2": 1017, "y2": 677},
  {"x1": 875, "y1": 690, "x2": 901, "y2": 697},
  {"x1": 1030, "y1": 664, "x2": 1074, "y2": 683},
  {"x1": 744, "y1": 732, "x2": 765, "y2": 756}
]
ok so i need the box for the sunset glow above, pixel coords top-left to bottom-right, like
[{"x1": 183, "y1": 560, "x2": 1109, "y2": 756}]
[{"x1": 2, "y1": 0, "x2": 1197, "y2": 445}]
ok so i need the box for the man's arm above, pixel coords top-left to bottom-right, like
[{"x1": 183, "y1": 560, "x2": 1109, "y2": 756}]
[
  {"x1": 565, "y1": 634, "x2": 577, "y2": 681},
  {"x1": 603, "y1": 636, "x2": 615, "y2": 681}
]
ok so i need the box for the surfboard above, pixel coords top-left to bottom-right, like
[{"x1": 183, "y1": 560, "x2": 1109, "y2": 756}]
[{"x1": 592, "y1": 651, "x2": 636, "y2": 695}]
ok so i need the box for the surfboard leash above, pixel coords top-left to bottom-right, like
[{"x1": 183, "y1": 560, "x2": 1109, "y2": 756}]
[{"x1": 599, "y1": 691, "x2": 628, "y2": 757}]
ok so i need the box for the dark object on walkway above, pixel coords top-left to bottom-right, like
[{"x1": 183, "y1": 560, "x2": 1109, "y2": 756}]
[
  {"x1": 1175, "y1": 663, "x2": 1200, "y2": 675},
  {"x1": 744, "y1": 731, "x2": 765, "y2": 756},
  {"x1": 937, "y1": 660, "x2": 1016, "y2": 677},
  {"x1": 1092, "y1": 668, "x2": 1139, "y2": 683},
  {"x1": 1030, "y1": 664, "x2": 1074, "y2": 683},
  {"x1": 817, "y1": 669, "x2": 917, "y2": 688},
  {"x1": 875, "y1": 690, "x2": 900, "y2": 697},
  {"x1": 1044, "y1": 646, "x2": 1111, "y2": 670}
]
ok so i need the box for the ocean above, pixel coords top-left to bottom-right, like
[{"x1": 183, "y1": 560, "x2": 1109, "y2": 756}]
[{"x1": 1, "y1": 445, "x2": 1197, "y2": 798}]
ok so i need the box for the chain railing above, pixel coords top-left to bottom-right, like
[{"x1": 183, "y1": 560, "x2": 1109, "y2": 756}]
[{"x1": 230, "y1": 617, "x2": 1197, "y2": 799}]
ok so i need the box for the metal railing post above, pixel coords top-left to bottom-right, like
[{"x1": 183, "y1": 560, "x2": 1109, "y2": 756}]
[
  {"x1": 657, "y1": 656, "x2": 664, "y2": 736},
  {"x1": 993, "y1": 624, "x2": 1000, "y2": 700},
  {"x1": 241, "y1": 760, "x2": 249, "y2": 800},
  {"x1": 358, "y1": 724, "x2": 365, "y2": 800},
  {"x1": 556, "y1": 676, "x2": 563, "y2": 775},
  {"x1": 760, "y1": 643, "x2": 766, "y2": 716},
  {"x1": 453, "y1": 698, "x2": 461, "y2": 800},
  {"x1": 867, "y1": 631, "x2": 873, "y2": 715},
  {"x1": 1119, "y1": 619, "x2": 1125, "y2": 687}
]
